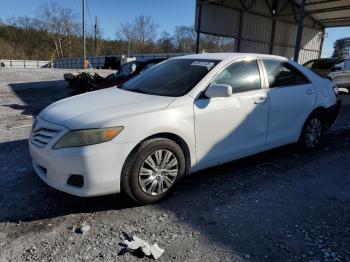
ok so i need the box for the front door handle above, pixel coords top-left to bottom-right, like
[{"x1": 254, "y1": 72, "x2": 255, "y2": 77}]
[
  {"x1": 305, "y1": 89, "x2": 315, "y2": 95},
  {"x1": 254, "y1": 96, "x2": 267, "y2": 104}
]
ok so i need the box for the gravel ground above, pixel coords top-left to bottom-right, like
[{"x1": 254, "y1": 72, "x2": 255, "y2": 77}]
[{"x1": 0, "y1": 69, "x2": 349, "y2": 262}]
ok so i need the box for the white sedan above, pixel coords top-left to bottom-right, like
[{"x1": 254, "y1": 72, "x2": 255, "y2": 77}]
[{"x1": 29, "y1": 53, "x2": 341, "y2": 204}]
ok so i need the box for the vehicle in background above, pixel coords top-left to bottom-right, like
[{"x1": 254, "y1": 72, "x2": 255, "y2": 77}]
[
  {"x1": 303, "y1": 58, "x2": 339, "y2": 78},
  {"x1": 329, "y1": 58, "x2": 350, "y2": 92},
  {"x1": 101, "y1": 56, "x2": 121, "y2": 70},
  {"x1": 30, "y1": 53, "x2": 341, "y2": 204},
  {"x1": 64, "y1": 58, "x2": 166, "y2": 95}
]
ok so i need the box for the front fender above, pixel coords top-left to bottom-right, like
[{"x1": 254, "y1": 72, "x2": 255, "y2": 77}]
[{"x1": 112, "y1": 104, "x2": 197, "y2": 168}]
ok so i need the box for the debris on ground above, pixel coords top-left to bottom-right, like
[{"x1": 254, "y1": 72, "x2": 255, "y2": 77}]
[
  {"x1": 119, "y1": 234, "x2": 164, "y2": 259},
  {"x1": 72, "y1": 222, "x2": 91, "y2": 234}
]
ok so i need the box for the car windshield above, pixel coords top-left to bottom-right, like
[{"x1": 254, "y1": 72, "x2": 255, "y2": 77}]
[{"x1": 119, "y1": 59, "x2": 220, "y2": 97}]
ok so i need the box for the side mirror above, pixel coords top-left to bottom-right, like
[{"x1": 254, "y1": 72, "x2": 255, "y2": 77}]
[{"x1": 205, "y1": 83, "x2": 233, "y2": 98}]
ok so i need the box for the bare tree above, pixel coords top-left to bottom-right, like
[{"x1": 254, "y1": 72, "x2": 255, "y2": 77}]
[
  {"x1": 93, "y1": 17, "x2": 103, "y2": 56},
  {"x1": 157, "y1": 31, "x2": 174, "y2": 53},
  {"x1": 200, "y1": 34, "x2": 235, "y2": 53},
  {"x1": 7, "y1": 16, "x2": 33, "y2": 29},
  {"x1": 37, "y1": 1, "x2": 78, "y2": 59},
  {"x1": 133, "y1": 15, "x2": 159, "y2": 43},
  {"x1": 117, "y1": 15, "x2": 159, "y2": 54},
  {"x1": 5, "y1": 16, "x2": 35, "y2": 58},
  {"x1": 173, "y1": 25, "x2": 196, "y2": 52},
  {"x1": 0, "y1": 38, "x2": 16, "y2": 58},
  {"x1": 117, "y1": 21, "x2": 134, "y2": 56}
]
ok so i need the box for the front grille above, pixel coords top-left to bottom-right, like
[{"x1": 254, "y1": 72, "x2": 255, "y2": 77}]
[{"x1": 31, "y1": 126, "x2": 61, "y2": 148}]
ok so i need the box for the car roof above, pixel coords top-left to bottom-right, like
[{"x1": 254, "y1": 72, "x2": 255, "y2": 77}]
[
  {"x1": 175, "y1": 52, "x2": 287, "y2": 62},
  {"x1": 135, "y1": 57, "x2": 166, "y2": 63}
]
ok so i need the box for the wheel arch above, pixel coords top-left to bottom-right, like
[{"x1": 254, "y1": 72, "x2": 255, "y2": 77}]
[
  {"x1": 311, "y1": 106, "x2": 327, "y2": 116},
  {"x1": 297, "y1": 106, "x2": 327, "y2": 140},
  {"x1": 123, "y1": 132, "x2": 192, "y2": 175}
]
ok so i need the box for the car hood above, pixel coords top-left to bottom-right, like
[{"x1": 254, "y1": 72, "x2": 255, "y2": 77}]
[{"x1": 39, "y1": 87, "x2": 175, "y2": 129}]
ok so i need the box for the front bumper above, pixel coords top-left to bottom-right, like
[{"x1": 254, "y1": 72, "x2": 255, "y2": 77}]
[
  {"x1": 325, "y1": 100, "x2": 341, "y2": 128},
  {"x1": 29, "y1": 118, "x2": 137, "y2": 197}
]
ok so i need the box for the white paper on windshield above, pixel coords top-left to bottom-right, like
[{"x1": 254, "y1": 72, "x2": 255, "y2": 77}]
[{"x1": 191, "y1": 61, "x2": 215, "y2": 70}]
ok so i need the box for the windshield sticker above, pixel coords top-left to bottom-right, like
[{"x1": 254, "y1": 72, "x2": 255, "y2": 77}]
[{"x1": 191, "y1": 61, "x2": 215, "y2": 70}]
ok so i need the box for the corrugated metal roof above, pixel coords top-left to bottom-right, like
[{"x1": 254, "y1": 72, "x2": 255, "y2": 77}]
[
  {"x1": 296, "y1": 0, "x2": 350, "y2": 27},
  {"x1": 195, "y1": 0, "x2": 349, "y2": 62},
  {"x1": 198, "y1": 0, "x2": 350, "y2": 28}
]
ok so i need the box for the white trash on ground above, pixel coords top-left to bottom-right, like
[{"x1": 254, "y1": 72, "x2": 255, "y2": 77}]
[{"x1": 122, "y1": 235, "x2": 164, "y2": 259}]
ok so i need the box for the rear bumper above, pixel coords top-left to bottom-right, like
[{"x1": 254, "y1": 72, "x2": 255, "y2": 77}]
[{"x1": 325, "y1": 100, "x2": 341, "y2": 128}]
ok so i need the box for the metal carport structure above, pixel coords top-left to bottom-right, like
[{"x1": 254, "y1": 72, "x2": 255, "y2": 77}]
[{"x1": 195, "y1": 0, "x2": 350, "y2": 63}]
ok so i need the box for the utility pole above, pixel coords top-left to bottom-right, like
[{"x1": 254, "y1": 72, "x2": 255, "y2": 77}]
[
  {"x1": 293, "y1": 0, "x2": 305, "y2": 62},
  {"x1": 195, "y1": 3, "x2": 202, "y2": 54},
  {"x1": 94, "y1": 16, "x2": 98, "y2": 56},
  {"x1": 82, "y1": 0, "x2": 86, "y2": 69}
]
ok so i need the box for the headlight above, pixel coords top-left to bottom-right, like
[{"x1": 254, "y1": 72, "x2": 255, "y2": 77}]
[{"x1": 53, "y1": 127, "x2": 123, "y2": 149}]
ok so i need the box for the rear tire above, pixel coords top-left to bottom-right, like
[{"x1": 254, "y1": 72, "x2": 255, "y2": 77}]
[
  {"x1": 121, "y1": 138, "x2": 186, "y2": 204},
  {"x1": 298, "y1": 112, "x2": 324, "y2": 150}
]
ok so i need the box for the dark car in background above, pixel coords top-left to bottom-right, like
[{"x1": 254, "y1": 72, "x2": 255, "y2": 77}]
[
  {"x1": 64, "y1": 58, "x2": 166, "y2": 95},
  {"x1": 303, "y1": 58, "x2": 339, "y2": 78}
]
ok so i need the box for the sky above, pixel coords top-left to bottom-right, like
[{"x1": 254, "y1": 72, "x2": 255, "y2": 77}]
[
  {"x1": 323, "y1": 27, "x2": 350, "y2": 57},
  {"x1": 0, "y1": 0, "x2": 196, "y2": 37},
  {"x1": 0, "y1": 0, "x2": 348, "y2": 58}
]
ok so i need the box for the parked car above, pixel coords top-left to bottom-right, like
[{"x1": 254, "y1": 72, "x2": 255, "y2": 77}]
[
  {"x1": 328, "y1": 57, "x2": 350, "y2": 92},
  {"x1": 303, "y1": 58, "x2": 339, "y2": 78},
  {"x1": 64, "y1": 58, "x2": 166, "y2": 95},
  {"x1": 30, "y1": 53, "x2": 341, "y2": 204},
  {"x1": 101, "y1": 56, "x2": 122, "y2": 70}
]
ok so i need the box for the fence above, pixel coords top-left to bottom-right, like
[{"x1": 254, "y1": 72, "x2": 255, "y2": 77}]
[
  {"x1": 53, "y1": 53, "x2": 191, "y2": 69},
  {"x1": 53, "y1": 56, "x2": 107, "y2": 69},
  {"x1": 0, "y1": 59, "x2": 50, "y2": 68},
  {"x1": 0, "y1": 53, "x2": 192, "y2": 69}
]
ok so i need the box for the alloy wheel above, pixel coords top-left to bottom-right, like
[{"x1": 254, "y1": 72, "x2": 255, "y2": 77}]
[
  {"x1": 304, "y1": 118, "x2": 322, "y2": 148},
  {"x1": 138, "y1": 149, "x2": 179, "y2": 196}
]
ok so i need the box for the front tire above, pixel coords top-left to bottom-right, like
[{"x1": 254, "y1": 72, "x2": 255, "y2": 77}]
[
  {"x1": 298, "y1": 112, "x2": 324, "y2": 150},
  {"x1": 121, "y1": 138, "x2": 186, "y2": 204}
]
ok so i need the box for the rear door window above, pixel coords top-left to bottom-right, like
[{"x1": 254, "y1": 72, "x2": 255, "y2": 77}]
[{"x1": 263, "y1": 60, "x2": 310, "y2": 88}]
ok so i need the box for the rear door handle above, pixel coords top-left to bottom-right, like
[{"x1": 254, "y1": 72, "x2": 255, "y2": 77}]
[
  {"x1": 254, "y1": 96, "x2": 267, "y2": 104},
  {"x1": 305, "y1": 89, "x2": 315, "y2": 95}
]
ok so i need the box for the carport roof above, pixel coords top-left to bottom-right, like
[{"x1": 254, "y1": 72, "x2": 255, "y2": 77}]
[
  {"x1": 294, "y1": 0, "x2": 350, "y2": 27},
  {"x1": 198, "y1": 0, "x2": 350, "y2": 28}
]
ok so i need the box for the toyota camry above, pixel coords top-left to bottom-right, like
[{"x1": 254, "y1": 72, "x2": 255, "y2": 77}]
[{"x1": 29, "y1": 53, "x2": 341, "y2": 204}]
